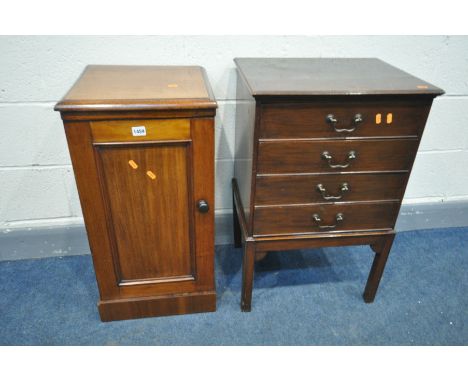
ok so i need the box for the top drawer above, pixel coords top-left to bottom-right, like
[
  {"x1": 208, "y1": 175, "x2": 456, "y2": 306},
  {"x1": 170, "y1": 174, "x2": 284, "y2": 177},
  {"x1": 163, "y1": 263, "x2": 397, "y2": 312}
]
[
  {"x1": 260, "y1": 102, "x2": 431, "y2": 139},
  {"x1": 91, "y1": 119, "x2": 191, "y2": 143}
]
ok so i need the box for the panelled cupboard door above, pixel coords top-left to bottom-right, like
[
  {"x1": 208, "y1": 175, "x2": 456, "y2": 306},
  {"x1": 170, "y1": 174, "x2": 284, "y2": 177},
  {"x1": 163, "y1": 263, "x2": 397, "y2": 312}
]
[
  {"x1": 90, "y1": 119, "x2": 213, "y2": 297},
  {"x1": 97, "y1": 143, "x2": 194, "y2": 285}
]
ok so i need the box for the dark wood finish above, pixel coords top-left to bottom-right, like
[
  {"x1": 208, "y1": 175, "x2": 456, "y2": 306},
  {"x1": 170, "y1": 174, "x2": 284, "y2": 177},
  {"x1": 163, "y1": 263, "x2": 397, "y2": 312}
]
[
  {"x1": 232, "y1": 191, "x2": 242, "y2": 248},
  {"x1": 233, "y1": 58, "x2": 443, "y2": 311},
  {"x1": 260, "y1": 101, "x2": 431, "y2": 139},
  {"x1": 234, "y1": 58, "x2": 444, "y2": 96},
  {"x1": 257, "y1": 139, "x2": 419, "y2": 174},
  {"x1": 233, "y1": 72, "x2": 258, "y2": 232},
  {"x1": 363, "y1": 233, "x2": 396, "y2": 303},
  {"x1": 255, "y1": 173, "x2": 407, "y2": 205},
  {"x1": 241, "y1": 241, "x2": 256, "y2": 312},
  {"x1": 56, "y1": 66, "x2": 217, "y2": 321},
  {"x1": 254, "y1": 201, "x2": 400, "y2": 236}
]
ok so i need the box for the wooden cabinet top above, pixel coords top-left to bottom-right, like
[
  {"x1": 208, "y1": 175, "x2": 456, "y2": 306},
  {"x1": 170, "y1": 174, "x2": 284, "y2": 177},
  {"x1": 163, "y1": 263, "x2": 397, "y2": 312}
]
[
  {"x1": 234, "y1": 58, "x2": 444, "y2": 97},
  {"x1": 55, "y1": 65, "x2": 217, "y2": 112}
]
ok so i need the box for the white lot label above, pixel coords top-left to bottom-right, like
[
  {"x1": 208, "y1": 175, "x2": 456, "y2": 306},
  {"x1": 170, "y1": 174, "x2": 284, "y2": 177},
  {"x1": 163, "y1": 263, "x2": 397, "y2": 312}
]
[{"x1": 131, "y1": 126, "x2": 147, "y2": 136}]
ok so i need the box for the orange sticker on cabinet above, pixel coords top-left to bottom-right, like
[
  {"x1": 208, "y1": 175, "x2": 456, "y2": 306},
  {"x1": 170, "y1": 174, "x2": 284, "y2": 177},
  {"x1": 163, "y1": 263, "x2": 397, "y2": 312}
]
[
  {"x1": 146, "y1": 170, "x2": 157, "y2": 180},
  {"x1": 376, "y1": 113, "x2": 382, "y2": 124},
  {"x1": 386, "y1": 113, "x2": 393, "y2": 124}
]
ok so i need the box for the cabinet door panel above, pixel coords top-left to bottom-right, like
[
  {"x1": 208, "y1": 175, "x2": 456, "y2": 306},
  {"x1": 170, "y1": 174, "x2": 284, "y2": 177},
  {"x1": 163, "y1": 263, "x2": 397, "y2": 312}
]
[{"x1": 97, "y1": 143, "x2": 194, "y2": 284}]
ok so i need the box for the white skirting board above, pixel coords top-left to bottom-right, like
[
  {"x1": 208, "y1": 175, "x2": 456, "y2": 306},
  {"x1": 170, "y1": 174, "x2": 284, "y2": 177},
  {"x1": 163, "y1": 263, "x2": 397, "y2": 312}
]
[{"x1": 1, "y1": 201, "x2": 468, "y2": 261}]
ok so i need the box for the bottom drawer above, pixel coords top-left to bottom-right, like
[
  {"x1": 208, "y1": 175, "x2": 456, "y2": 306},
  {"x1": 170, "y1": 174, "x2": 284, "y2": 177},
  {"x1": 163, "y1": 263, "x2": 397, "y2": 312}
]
[{"x1": 253, "y1": 202, "x2": 400, "y2": 236}]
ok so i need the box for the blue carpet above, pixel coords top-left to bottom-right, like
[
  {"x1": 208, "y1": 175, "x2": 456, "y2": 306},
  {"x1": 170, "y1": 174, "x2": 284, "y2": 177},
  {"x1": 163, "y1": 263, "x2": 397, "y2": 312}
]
[{"x1": 0, "y1": 227, "x2": 467, "y2": 345}]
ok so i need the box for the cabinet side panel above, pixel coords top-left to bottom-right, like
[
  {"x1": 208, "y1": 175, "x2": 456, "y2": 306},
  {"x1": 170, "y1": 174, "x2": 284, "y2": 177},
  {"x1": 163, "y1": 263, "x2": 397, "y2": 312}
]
[
  {"x1": 63, "y1": 121, "x2": 119, "y2": 299},
  {"x1": 234, "y1": 72, "x2": 256, "y2": 233},
  {"x1": 395, "y1": 99, "x2": 434, "y2": 227}
]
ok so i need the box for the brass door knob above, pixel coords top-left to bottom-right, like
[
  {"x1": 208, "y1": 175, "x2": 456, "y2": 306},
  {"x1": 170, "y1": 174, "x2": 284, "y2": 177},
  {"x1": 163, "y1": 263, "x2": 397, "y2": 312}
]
[{"x1": 197, "y1": 200, "x2": 209, "y2": 213}]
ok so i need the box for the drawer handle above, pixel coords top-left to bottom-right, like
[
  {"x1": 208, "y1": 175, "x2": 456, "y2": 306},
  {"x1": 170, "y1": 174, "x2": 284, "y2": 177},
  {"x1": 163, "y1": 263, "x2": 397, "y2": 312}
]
[
  {"x1": 316, "y1": 182, "x2": 350, "y2": 200},
  {"x1": 313, "y1": 213, "x2": 344, "y2": 229},
  {"x1": 326, "y1": 113, "x2": 363, "y2": 133},
  {"x1": 321, "y1": 150, "x2": 357, "y2": 168}
]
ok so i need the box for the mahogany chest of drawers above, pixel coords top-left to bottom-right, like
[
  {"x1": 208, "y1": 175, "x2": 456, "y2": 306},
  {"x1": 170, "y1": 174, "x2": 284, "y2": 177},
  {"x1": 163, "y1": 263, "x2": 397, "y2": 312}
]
[
  {"x1": 55, "y1": 65, "x2": 217, "y2": 321},
  {"x1": 232, "y1": 58, "x2": 443, "y2": 311}
]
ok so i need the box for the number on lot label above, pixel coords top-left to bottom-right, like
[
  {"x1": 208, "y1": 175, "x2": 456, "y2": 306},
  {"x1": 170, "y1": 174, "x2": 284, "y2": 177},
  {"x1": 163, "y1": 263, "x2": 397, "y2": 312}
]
[{"x1": 131, "y1": 126, "x2": 146, "y2": 136}]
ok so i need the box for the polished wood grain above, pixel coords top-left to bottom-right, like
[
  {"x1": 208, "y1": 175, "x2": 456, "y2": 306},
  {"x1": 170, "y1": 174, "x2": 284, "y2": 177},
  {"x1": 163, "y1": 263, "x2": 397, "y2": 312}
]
[
  {"x1": 59, "y1": 108, "x2": 216, "y2": 122},
  {"x1": 190, "y1": 118, "x2": 216, "y2": 293},
  {"x1": 233, "y1": 57, "x2": 443, "y2": 312},
  {"x1": 257, "y1": 139, "x2": 419, "y2": 174},
  {"x1": 55, "y1": 65, "x2": 217, "y2": 112},
  {"x1": 98, "y1": 291, "x2": 216, "y2": 322},
  {"x1": 97, "y1": 143, "x2": 193, "y2": 283},
  {"x1": 235, "y1": 58, "x2": 444, "y2": 96},
  {"x1": 260, "y1": 101, "x2": 432, "y2": 139},
  {"x1": 363, "y1": 233, "x2": 396, "y2": 303},
  {"x1": 254, "y1": 201, "x2": 400, "y2": 236},
  {"x1": 57, "y1": 66, "x2": 217, "y2": 321},
  {"x1": 64, "y1": 121, "x2": 120, "y2": 300},
  {"x1": 255, "y1": 173, "x2": 407, "y2": 205},
  {"x1": 91, "y1": 119, "x2": 190, "y2": 143}
]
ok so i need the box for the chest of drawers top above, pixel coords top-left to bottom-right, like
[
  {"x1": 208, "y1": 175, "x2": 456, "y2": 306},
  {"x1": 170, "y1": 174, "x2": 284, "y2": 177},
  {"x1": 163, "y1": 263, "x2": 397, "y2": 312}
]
[{"x1": 234, "y1": 58, "x2": 443, "y2": 97}]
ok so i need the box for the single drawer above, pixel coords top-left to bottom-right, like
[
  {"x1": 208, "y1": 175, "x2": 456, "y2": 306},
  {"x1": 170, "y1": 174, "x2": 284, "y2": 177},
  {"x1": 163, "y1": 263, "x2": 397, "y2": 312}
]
[
  {"x1": 260, "y1": 102, "x2": 431, "y2": 139},
  {"x1": 253, "y1": 201, "x2": 400, "y2": 236},
  {"x1": 255, "y1": 173, "x2": 407, "y2": 205},
  {"x1": 91, "y1": 119, "x2": 191, "y2": 143},
  {"x1": 257, "y1": 138, "x2": 419, "y2": 174}
]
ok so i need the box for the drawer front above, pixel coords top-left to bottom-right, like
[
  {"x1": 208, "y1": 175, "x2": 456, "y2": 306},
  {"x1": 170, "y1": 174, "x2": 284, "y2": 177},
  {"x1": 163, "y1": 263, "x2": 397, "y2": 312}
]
[
  {"x1": 260, "y1": 102, "x2": 431, "y2": 139},
  {"x1": 255, "y1": 173, "x2": 407, "y2": 205},
  {"x1": 91, "y1": 119, "x2": 190, "y2": 143},
  {"x1": 257, "y1": 139, "x2": 419, "y2": 174},
  {"x1": 254, "y1": 202, "x2": 400, "y2": 236}
]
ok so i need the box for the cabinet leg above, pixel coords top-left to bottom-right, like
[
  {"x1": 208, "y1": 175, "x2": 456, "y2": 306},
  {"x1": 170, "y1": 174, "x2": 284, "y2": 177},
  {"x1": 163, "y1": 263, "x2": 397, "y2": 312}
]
[
  {"x1": 363, "y1": 233, "x2": 395, "y2": 303},
  {"x1": 232, "y1": 191, "x2": 242, "y2": 248},
  {"x1": 241, "y1": 242, "x2": 255, "y2": 312}
]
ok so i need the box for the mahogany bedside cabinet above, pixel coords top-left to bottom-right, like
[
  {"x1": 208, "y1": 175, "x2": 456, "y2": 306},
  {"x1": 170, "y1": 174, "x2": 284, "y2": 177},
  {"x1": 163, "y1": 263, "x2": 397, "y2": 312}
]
[
  {"x1": 232, "y1": 58, "x2": 444, "y2": 311},
  {"x1": 55, "y1": 65, "x2": 217, "y2": 321}
]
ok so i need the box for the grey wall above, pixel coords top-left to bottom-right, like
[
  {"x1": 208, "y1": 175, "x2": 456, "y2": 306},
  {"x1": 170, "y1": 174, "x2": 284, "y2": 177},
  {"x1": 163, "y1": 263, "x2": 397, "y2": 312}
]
[{"x1": 0, "y1": 36, "x2": 467, "y2": 259}]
